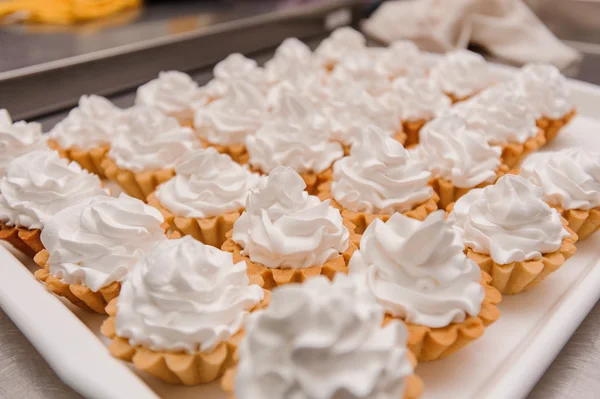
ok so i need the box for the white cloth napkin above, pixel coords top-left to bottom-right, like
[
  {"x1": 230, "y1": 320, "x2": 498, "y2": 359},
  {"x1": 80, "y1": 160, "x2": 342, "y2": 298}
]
[{"x1": 362, "y1": 0, "x2": 581, "y2": 69}]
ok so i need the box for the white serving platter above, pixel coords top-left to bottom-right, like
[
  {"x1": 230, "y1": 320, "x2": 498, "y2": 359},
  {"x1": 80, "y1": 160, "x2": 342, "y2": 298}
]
[{"x1": 1, "y1": 63, "x2": 600, "y2": 399}]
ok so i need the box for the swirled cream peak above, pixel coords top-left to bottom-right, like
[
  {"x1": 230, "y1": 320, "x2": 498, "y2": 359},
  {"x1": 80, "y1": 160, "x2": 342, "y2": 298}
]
[
  {"x1": 265, "y1": 38, "x2": 319, "y2": 85},
  {"x1": 449, "y1": 175, "x2": 570, "y2": 264},
  {"x1": 232, "y1": 167, "x2": 349, "y2": 269},
  {"x1": 108, "y1": 106, "x2": 199, "y2": 172},
  {"x1": 41, "y1": 194, "x2": 165, "y2": 291},
  {"x1": 155, "y1": 148, "x2": 263, "y2": 218},
  {"x1": 514, "y1": 63, "x2": 572, "y2": 119},
  {"x1": 450, "y1": 84, "x2": 538, "y2": 145},
  {"x1": 385, "y1": 77, "x2": 451, "y2": 121},
  {"x1": 49, "y1": 95, "x2": 125, "y2": 150},
  {"x1": 248, "y1": 93, "x2": 343, "y2": 174},
  {"x1": 266, "y1": 73, "x2": 330, "y2": 111},
  {"x1": 235, "y1": 274, "x2": 414, "y2": 399},
  {"x1": 0, "y1": 109, "x2": 46, "y2": 178},
  {"x1": 324, "y1": 84, "x2": 401, "y2": 146},
  {"x1": 315, "y1": 27, "x2": 366, "y2": 68},
  {"x1": 430, "y1": 49, "x2": 494, "y2": 98},
  {"x1": 411, "y1": 116, "x2": 502, "y2": 188},
  {"x1": 194, "y1": 80, "x2": 268, "y2": 146},
  {"x1": 375, "y1": 40, "x2": 429, "y2": 79},
  {"x1": 349, "y1": 211, "x2": 484, "y2": 328},
  {"x1": 135, "y1": 71, "x2": 202, "y2": 122},
  {"x1": 0, "y1": 150, "x2": 106, "y2": 230},
  {"x1": 115, "y1": 236, "x2": 263, "y2": 353},
  {"x1": 202, "y1": 54, "x2": 268, "y2": 100},
  {"x1": 521, "y1": 148, "x2": 600, "y2": 210},
  {"x1": 332, "y1": 126, "x2": 433, "y2": 215},
  {"x1": 328, "y1": 49, "x2": 392, "y2": 96}
]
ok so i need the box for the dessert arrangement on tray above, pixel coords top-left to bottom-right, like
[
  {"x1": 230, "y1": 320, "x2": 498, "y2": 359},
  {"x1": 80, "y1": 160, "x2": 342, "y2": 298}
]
[{"x1": 1, "y1": 27, "x2": 599, "y2": 399}]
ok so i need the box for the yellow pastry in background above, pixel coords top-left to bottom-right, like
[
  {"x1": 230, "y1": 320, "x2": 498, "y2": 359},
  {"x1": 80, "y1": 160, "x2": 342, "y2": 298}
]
[{"x1": 0, "y1": 0, "x2": 141, "y2": 25}]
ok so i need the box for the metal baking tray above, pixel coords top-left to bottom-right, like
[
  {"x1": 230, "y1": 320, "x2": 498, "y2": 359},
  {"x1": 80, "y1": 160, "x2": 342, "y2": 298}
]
[{"x1": 0, "y1": 0, "x2": 362, "y2": 122}]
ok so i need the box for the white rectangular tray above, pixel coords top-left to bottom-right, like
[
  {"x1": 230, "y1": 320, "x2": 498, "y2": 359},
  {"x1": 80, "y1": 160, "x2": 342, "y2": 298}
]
[{"x1": 1, "y1": 64, "x2": 600, "y2": 399}]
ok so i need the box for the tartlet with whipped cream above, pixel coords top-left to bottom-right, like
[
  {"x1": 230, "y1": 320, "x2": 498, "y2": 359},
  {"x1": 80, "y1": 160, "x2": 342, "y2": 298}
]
[
  {"x1": 101, "y1": 106, "x2": 200, "y2": 201},
  {"x1": 318, "y1": 126, "x2": 439, "y2": 234},
  {"x1": 201, "y1": 53, "x2": 268, "y2": 102},
  {"x1": 374, "y1": 40, "x2": 429, "y2": 81},
  {"x1": 222, "y1": 167, "x2": 359, "y2": 289},
  {"x1": 449, "y1": 175, "x2": 578, "y2": 294},
  {"x1": 101, "y1": 236, "x2": 270, "y2": 385},
  {"x1": 48, "y1": 95, "x2": 125, "y2": 178},
  {"x1": 34, "y1": 194, "x2": 166, "y2": 313},
  {"x1": 0, "y1": 109, "x2": 46, "y2": 178},
  {"x1": 266, "y1": 71, "x2": 330, "y2": 112},
  {"x1": 521, "y1": 149, "x2": 600, "y2": 241},
  {"x1": 314, "y1": 26, "x2": 366, "y2": 71},
  {"x1": 135, "y1": 70, "x2": 203, "y2": 126},
  {"x1": 324, "y1": 84, "x2": 406, "y2": 155},
  {"x1": 264, "y1": 38, "x2": 320, "y2": 87},
  {"x1": 349, "y1": 211, "x2": 501, "y2": 362},
  {"x1": 264, "y1": 38, "x2": 329, "y2": 112},
  {"x1": 194, "y1": 80, "x2": 268, "y2": 164},
  {"x1": 383, "y1": 77, "x2": 451, "y2": 146},
  {"x1": 246, "y1": 92, "x2": 343, "y2": 194},
  {"x1": 450, "y1": 83, "x2": 546, "y2": 168},
  {"x1": 429, "y1": 49, "x2": 495, "y2": 103},
  {"x1": 148, "y1": 148, "x2": 263, "y2": 248},
  {"x1": 514, "y1": 63, "x2": 576, "y2": 143},
  {"x1": 221, "y1": 274, "x2": 423, "y2": 399},
  {"x1": 411, "y1": 116, "x2": 509, "y2": 210},
  {"x1": 0, "y1": 150, "x2": 106, "y2": 257},
  {"x1": 327, "y1": 48, "x2": 392, "y2": 97}
]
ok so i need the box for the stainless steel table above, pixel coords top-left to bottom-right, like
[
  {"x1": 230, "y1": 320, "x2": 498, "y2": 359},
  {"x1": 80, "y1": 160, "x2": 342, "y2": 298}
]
[{"x1": 1, "y1": 1, "x2": 600, "y2": 398}]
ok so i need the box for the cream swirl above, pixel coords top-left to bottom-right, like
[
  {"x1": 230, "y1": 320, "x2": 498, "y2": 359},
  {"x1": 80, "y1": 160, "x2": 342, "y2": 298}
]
[
  {"x1": 521, "y1": 149, "x2": 600, "y2": 210},
  {"x1": 328, "y1": 49, "x2": 391, "y2": 96},
  {"x1": 349, "y1": 211, "x2": 484, "y2": 328},
  {"x1": 109, "y1": 106, "x2": 199, "y2": 172},
  {"x1": 194, "y1": 80, "x2": 267, "y2": 146},
  {"x1": 385, "y1": 77, "x2": 451, "y2": 121},
  {"x1": 155, "y1": 148, "x2": 263, "y2": 218},
  {"x1": 266, "y1": 72, "x2": 330, "y2": 110},
  {"x1": 0, "y1": 150, "x2": 106, "y2": 229},
  {"x1": 42, "y1": 194, "x2": 165, "y2": 291},
  {"x1": 135, "y1": 71, "x2": 201, "y2": 123},
  {"x1": 116, "y1": 236, "x2": 263, "y2": 353},
  {"x1": 324, "y1": 84, "x2": 401, "y2": 146},
  {"x1": 264, "y1": 38, "x2": 318, "y2": 85},
  {"x1": 430, "y1": 50, "x2": 494, "y2": 98},
  {"x1": 0, "y1": 109, "x2": 46, "y2": 178},
  {"x1": 412, "y1": 116, "x2": 502, "y2": 188},
  {"x1": 332, "y1": 126, "x2": 433, "y2": 214},
  {"x1": 515, "y1": 63, "x2": 572, "y2": 119},
  {"x1": 232, "y1": 167, "x2": 349, "y2": 269},
  {"x1": 450, "y1": 85, "x2": 538, "y2": 145},
  {"x1": 202, "y1": 54, "x2": 268, "y2": 99},
  {"x1": 49, "y1": 95, "x2": 125, "y2": 150},
  {"x1": 315, "y1": 27, "x2": 366, "y2": 68},
  {"x1": 235, "y1": 274, "x2": 414, "y2": 399},
  {"x1": 374, "y1": 40, "x2": 428, "y2": 79},
  {"x1": 449, "y1": 175, "x2": 570, "y2": 264},
  {"x1": 247, "y1": 93, "x2": 343, "y2": 174}
]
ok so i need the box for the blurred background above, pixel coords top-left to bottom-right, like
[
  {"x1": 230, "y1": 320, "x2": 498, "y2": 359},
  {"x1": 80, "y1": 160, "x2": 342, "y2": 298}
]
[{"x1": 1, "y1": 0, "x2": 599, "y2": 125}]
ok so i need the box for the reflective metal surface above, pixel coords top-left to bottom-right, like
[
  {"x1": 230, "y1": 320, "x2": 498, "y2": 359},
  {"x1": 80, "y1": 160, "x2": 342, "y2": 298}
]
[
  {"x1": 0, "y1": 0, "x2": 341, "y2": 73},
  {"x1": 0, "y1": 0, "x2": 361, "y2": 121}
]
